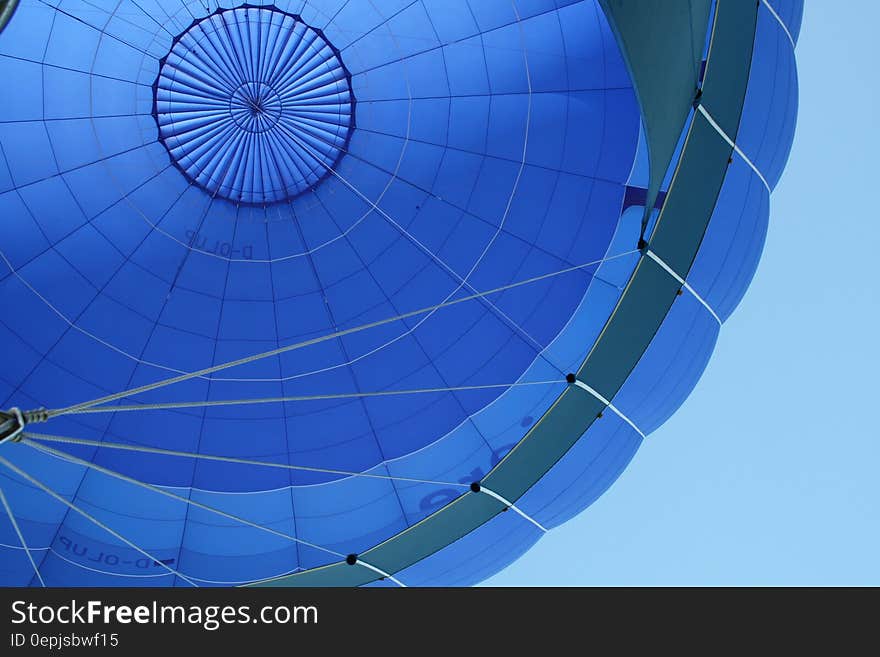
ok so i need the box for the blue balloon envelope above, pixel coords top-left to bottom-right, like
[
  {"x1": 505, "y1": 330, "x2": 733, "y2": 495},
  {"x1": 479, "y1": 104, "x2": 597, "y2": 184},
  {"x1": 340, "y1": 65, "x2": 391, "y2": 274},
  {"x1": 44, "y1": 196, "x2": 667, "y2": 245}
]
[{"x1": 0, "y1": 0, "x2": 801, "y2": 587}]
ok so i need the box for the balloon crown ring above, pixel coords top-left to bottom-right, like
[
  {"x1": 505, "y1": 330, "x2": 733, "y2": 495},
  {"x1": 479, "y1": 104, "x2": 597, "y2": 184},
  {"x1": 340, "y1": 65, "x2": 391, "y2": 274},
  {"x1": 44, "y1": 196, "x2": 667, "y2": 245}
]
[{"x1": 151, "y1": 4, "x2": 356, "y2": 206}]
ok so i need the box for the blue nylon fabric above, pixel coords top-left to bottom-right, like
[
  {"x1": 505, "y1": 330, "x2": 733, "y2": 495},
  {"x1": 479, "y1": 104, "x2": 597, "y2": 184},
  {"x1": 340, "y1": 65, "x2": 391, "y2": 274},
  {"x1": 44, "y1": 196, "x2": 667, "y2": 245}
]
[
  {"x1": 408, "y1": 0, "x2": 802, "y2": 583},
  {"x1": 690, "y1": 0, "x2": 800, "y2": 321},
  {"x1": 393, "y1": 504, "x2": 545, "y2": 587},
  {"x1": 736, "y1": 2, "x2": 800, "y2": 191},
  {"x1": 768, "y1": 0, "x2": 804, "y2": 43},
  {"x1": 0, "y1": 0, "x2": 800, "y2": 587},
  {"x1": 0, "y1": 0, "x2": 639, "y2": 586}
]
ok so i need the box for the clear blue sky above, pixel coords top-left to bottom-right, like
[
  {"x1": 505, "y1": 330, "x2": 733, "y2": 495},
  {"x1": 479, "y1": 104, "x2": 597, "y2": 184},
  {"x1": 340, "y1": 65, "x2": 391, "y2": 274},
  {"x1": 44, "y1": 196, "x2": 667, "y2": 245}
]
[{"x1": 486, "y1": 2, "x2": 880, "y2": 586}]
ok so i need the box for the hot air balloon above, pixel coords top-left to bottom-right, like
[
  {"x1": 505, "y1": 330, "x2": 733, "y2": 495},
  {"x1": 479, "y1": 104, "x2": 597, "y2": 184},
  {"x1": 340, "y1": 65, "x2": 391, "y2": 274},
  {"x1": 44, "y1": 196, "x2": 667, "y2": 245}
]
[{"x1": 0, "y1": 0, "x2": 801, "y2": 587}]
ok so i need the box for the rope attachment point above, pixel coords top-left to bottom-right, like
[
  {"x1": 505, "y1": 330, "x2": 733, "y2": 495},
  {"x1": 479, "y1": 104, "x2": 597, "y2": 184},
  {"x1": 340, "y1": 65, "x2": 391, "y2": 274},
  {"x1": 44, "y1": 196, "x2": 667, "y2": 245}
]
[{"x1": 0, "y1": 407, "x2": 49, "y2": 444}]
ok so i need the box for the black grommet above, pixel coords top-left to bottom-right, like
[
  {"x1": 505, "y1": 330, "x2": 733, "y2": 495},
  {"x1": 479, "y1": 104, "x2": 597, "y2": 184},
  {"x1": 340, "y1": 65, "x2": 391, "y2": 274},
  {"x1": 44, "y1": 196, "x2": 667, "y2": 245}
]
[
  {"x1": 346, "y1": 554, "x2": 358, "y2": 565},
  {"x1": 676, "y1": 289, "x2": 684, "y2": 296},
  {"x1": 470, "y1": 482, "x2": 481, "y2": 493},
  {"x1": 597, "y1": 411, "x2": 604, "y2": 418},
  {"x1": 692, "y1": 88, "x2": 703, "y2": 109},
  {"x1": 566, "y1": 373, "x2": 576, "y2": 384},
  {"x1": 637, "y1": 237, "x2": 648, "y2": 251}
]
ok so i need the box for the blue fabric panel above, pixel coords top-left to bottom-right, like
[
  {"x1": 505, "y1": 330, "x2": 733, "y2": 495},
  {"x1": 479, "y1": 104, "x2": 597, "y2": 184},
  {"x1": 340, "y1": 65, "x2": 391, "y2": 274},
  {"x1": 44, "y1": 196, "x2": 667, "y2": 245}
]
[
  {"x1": 391, "y1": 505, "x2": 543, "y2": 587},
  {"x1": 687, "y1": 158, "x2": 770, "y2": 322},
  {"x1": 516, "y1": 412, "x2": 642, "y2": 529},
  {"x1": 736, "y1": 2, "x2": 800, "y2": 190},
  {"x1": 0, "y1": 0, "x2": 796, "y2": 586},
  {"x1": 768, "y1": 0, "x2": 804, "y2": 43},
  {"x1": 612, "y1": 291, "x2": 720, "y2": 435}
]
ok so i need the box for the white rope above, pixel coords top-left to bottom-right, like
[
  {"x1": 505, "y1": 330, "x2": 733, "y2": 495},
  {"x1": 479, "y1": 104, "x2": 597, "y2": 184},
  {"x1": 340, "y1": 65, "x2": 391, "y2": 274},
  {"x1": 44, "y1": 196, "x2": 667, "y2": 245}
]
[
  {"x1": 45, "y1": 250, "x2": 636, "y2": 419},
  {"x1": 0, "y1": 540, "x2": 304, "y2": 584},
  {"x1": 39, "y1": 547, "x2": 171, "y2": 580},
  {"x1": 645, "y1": 249, "x2": 722, "y2": 325},
  {"x1": 57, "y1": 379, "x2": 565, "y2": 416},
  {"x1": 44, "y1": 544, "x2": 301, "y2": 584},
  {"x1": 696, "y1": 104, "x2": 770, "y2": 192},
  {"x1": 24, "y1": 432, "x2": 471, "y2": 489},
  {"x1": 571, "y1": 378, "x2": 646, "y2": 440},
  {"x1": 0, "y1": 407, "x2": 25, "y2": 444},
  {"x1": 277, "y1": 125, "x2": 554, "y2": 364},
  {"x1": 22, "y1": 439, "x2": 345, "y2": 559},
  {"x1": 0, "y1": 455, "x2": 199, "y2": 587},
  {"x1": 277, "y1": 4, "x2": 545, "y2": 368},
  {"x1": 0, "y1": 485, "x2": 46, "y2": 586},
  {"x1": 354, "y1": 559, "x2": 406, "y2": 587},
  {"x1": 760, "y1": 0, "x2": 796, "y2": 50},
  {"x1": 0, "y1": 541, "x2": 49, "y2": 551},
  {"x1": 479, "y1": 485, "x2": 547, "y2": 533}
]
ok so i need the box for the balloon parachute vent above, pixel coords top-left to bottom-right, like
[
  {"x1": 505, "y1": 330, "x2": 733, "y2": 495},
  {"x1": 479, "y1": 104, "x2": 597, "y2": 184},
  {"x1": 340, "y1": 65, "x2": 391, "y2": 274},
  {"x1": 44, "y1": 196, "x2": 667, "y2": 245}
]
[{"x1": 152, "y1": 6, "x2": 354, "y2": 205}]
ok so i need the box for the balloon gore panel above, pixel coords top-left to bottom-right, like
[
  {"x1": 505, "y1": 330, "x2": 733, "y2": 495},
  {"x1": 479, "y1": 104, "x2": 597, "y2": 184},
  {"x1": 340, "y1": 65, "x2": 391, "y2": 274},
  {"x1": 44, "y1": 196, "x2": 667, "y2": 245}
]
[{"x1": 0, "y1": 0, "x2": 800, "y2": 587}]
